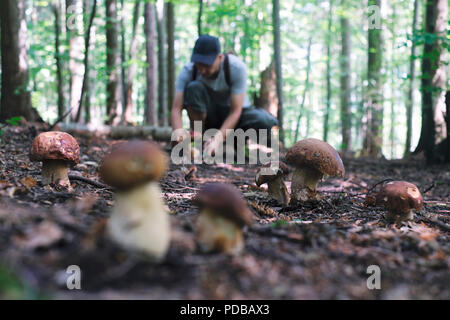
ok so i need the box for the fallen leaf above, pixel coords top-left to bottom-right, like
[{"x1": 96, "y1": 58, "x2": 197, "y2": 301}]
[
  {"x1": 14, "y1": 221, "x2": 63, "y2": 250},
  {"x1": 20, "y1": 176, "x2": 37, "y2": 188}
]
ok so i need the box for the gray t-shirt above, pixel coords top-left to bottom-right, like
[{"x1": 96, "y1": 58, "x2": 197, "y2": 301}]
[{"x1": 175, "y1": 54, "x2": 252, "y2": 108}]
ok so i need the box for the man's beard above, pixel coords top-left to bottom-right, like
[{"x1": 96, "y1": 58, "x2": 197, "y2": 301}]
[{"x1": 206, "y1": 69, "x2": 220, "y2": 80}]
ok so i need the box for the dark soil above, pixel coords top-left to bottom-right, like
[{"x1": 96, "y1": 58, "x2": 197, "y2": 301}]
[{"x1": 0, "y1": 123, "x2": 449, "y2": 299}]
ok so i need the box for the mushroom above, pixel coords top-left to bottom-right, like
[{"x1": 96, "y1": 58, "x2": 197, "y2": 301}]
[
  {"x1": 99, "y1": 140, "x2": 170, "y2": 261},
  {"x1": 286, "y1": 138, "x2": 345, "y2": 202},
  {"x1": 375, "y1": 181, "x2": 423, "y2": 225},
  {"x1": 255, "y1": 161, "x2": 290, "y2": 205},
  {"x1": 29, "y1": 131, "x2": 80, "y2": 188},
  {"x1": 192, "y1": 183, "x2": 254, "y2": 254}
]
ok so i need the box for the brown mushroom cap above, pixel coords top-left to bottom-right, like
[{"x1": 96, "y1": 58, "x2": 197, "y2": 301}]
[
  {"x1": 376, "y1": 181, "x2": 423, "y2": 214},
  {"x1": 99, "y1": 140, "x2": 168, "y2": 190},
  {"x1": 192, "y1": 183, "x2": 254, "y2": 228},
  {"x1": 255, "y1": 161, "x2": 290, "y2": 186},
  {"x1": 286, "y1": 138, "x2": 345, "y2": 177},
  {"x1": 29, "y1": 131, "x2": 80, "y2": 166}
]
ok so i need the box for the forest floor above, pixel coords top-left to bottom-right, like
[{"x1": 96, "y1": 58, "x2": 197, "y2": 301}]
[{"x1": 0, "y1": 123, "x2": 449, "y2": 300}]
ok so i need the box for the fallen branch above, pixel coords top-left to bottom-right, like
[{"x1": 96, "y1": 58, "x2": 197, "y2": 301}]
[
  {"x1": 57, "y1": 123, "x2": 173, "y2": 141},
  {"x1": 49, "y1": 108, "x2": 72, "y2": 130},
  {"x1": 68, "y1": 174, "x2": 111, "y2": 189},
  {"x1": 422, "y1": 216, "x2": 450, "y2": 232}
]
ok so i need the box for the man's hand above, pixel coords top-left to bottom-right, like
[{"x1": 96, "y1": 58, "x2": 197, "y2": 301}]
[
  {"x1": 203, "y1": 134, "x2": 222, "y2": 157},
  {"x1": 170, "y1": 128, "x2": 190, "y2": 149}
]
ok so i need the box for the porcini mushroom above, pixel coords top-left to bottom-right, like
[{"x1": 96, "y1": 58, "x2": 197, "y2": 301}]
[
  {"x1": 375, "y1": 181, "x2": 423, "y2": 225},
  {"x1": 99, "y1": 140, "x2": 170, "y2": 261},
  {"x1": 29, "y1": 131, "x2": 80, "y2": 188},
  {"x1": 286, "y1": 138, "x2": 345, "y2": 202},
  {"x1": 255, "y1": 161, "x2": 290, "y2": 205},
  {"x1": 192, "y1": 183, "x2": 254, "y2": 254}
]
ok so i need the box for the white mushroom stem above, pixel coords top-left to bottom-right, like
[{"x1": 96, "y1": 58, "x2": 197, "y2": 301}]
[
  {"x1": 107, "y1": 182, "x2": 170, "y2": 261},
  {"x1": 195, "y1": 208, "x2": 244, "y2": 254},
  {"x1": 41, "y1": 160, "x2": 70, "y2": 187},
  {"x1": 386, "y1": 210, "x2": 414, "y2": 225},
  {"x1": 290, "y1": 166, "x2": 323, "y2": 202},
  {"x1": 267, "y1": 176, "x2": 290, "y2": 206}
]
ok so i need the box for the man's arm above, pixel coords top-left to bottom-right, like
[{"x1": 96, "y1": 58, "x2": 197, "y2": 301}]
[
  {"x1": 203, "y1": 93, "x2": 244, "y2": 155},
  {"x1": 218, "y1": 92, "x2": 244, "y2": 138},
  {"x1": 170, "y1": 91, "x2": 184, "y2": 131}
]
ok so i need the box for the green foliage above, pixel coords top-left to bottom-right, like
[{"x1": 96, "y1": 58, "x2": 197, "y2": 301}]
[
  {"x1": 0, "y1": 117, "x2": 23, "y2": 137},
  {"x1": 5, "y1": 117, "x2": 23, "y2": 126},
  {"x1": 0, "y1": 264, "x2": 44, "y2": 300}
]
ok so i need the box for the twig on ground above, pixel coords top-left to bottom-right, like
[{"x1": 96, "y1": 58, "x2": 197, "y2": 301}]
[
  {"x1": 422, "y1": 183, "x2": 435, "y2": 194},
  {"x1": 421, "y1": 216, "x2": 450, "y2": 232},
  {"x1": 49, "y1": 108, "x2": 72, "y2": 130},
  {"x1": 68, "y1": 174, "x2": 111, "y2": 189}
]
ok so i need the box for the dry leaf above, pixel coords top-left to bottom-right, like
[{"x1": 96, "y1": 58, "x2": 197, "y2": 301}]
[
  {"x1": 20, "y1": 176, "x2": 37, "y2": 188},
  {"x1": 14, "y1": 221, "x2": 63, "y2": 250}
]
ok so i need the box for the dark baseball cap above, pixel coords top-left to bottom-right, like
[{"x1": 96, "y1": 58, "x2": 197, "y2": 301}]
[{"x1": 191, "y1": 35, "x2": 221, "y2": 66}]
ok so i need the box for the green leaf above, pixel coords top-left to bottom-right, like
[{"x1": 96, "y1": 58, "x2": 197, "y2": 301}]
[{"x1": 5, "y1": 117, "x2": 22, "y2": 126}]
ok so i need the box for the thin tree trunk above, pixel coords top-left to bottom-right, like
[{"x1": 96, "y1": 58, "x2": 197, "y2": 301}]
[
  {"x1": 404, "y1": 0, "x2": 420, "y2": 156},
  {"x1": 323, "y1": 0, "x2": 333, "y2": 142},
  {"x1": 66, "y1": 0, "x2": 85, "y2": 122},
  {"x1": 166, "y1": 1, "x2": 175, "y2": 115},
  {"x1": 0, "y1": 0, "x2": 41, "y2": 122},
  {"x1": 54, "y1": 0, "x2": 65, "y2": 119},
  {"x1": 389, "y1": 3, "x2": 396, "y2": 159},
  {"x1": 197, "y1": 0, "x2": 203, "y2": 37},
  {"x1": 273, "y1": 0, "x2": 284, "y2": 145},
  {"x1": 340, "y1": 16, "x2": 351, "y2": 151},
  {"x1": 364, "y1": 0, "x2": 383, "y2": 157},
  {"x1": 120, "y1": 0, "x2": 127, "y2": 112},
  {"x1": 446, "y1": 91, "x2": 450, "y2": 162},
  {"x1": 144, "y1": 2, "x2": 157, "y2": 125},
  {"x1": 105, "y1": 0, "x2": 123, "y2": 125},
  {"x1": 294, "y1": 37, "x2": 312, "y2": 143},
  {"x1": 123, "y1": 1, "x2": 141, "y2": 125},
  {"x1": 76, "y1": 0, "x2": 97, "y2": 123},
  {"x1": 156, "y1": 0, "x2": 168, "y2": 126}
]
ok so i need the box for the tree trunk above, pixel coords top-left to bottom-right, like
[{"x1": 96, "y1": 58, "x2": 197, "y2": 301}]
[
  {"x1": 156, "y1": 0, "x2": 168, "y2": 126},
  {"x1": 58, "y1": 123, "x2": 172, "y2": 140},
  {"x1": 389, "y1": 4, "x2": 396, "y2": 158},
  {"x1": 272, "y1": 0, "x2": 284, "y2": 145},
  {"x1": 446, "y1": 91, "x2": 450, "y2": 162},
  {"x1": 404, "y1": 0, "x2": 419, "y2": 156},
  {"x1": 197, "y1": 0, "x2": 203, "y2": 37},
  {"x1": 144, "y1": 3, "x2": 157, "y2": 126},
  {"x1": 0, "y1": 0, "x2": 41, "y2": 122},
  {"x1": 66, "y1": 0, "x2": 85, "y2": 122},
  {"x1": 54, "y1": 0, "x2": 65, "y2": 120},
  {"x1": 363, "y1": 0, "x2": 383, "y2": 157},
  {"x1": 76, "y1": 0, "x2": 97, "y2": 123},
  {"x1": 105, "y1": 0, "x2": 123, "y2": 125},
  {"x1": 340, "y1": 16, "x2": 351, "y2": 152},
  {"x1": 120, "y1": 0, "x2": 127, "y2": 112},
  {"x1": 166, "y1": 1, "x2": 175, "y2": 116},
  {"x1": 414, "y1": 0, "x2": 447, "y2": 165},
  {"x1": 323, "y1": 0, "x2": 333, "y2": 143},
  {"x1": 294, "y1": 37, "x2": 312, "y2": 143},
  {"x1": 123, "y1": 1, "x2": 141, "y2": 125},
  {"x1": 255, "y1": 61, "x2": 278, "y2": 117}
]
